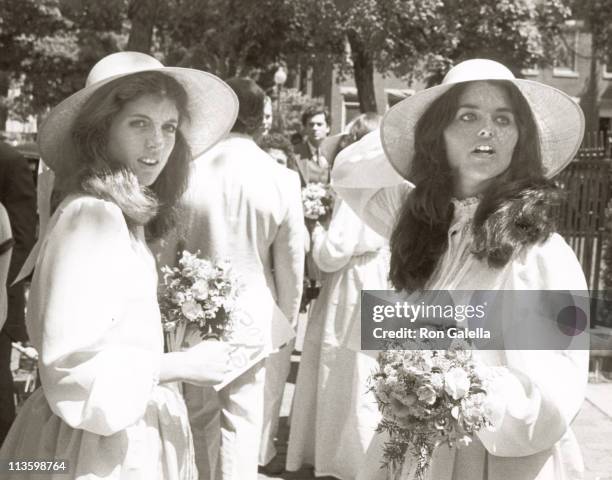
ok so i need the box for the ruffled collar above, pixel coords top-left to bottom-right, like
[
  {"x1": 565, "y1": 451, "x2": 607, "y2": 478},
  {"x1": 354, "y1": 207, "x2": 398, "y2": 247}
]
[{"x1": 450, "y1": 196, "x2": 480, "y2": 223}]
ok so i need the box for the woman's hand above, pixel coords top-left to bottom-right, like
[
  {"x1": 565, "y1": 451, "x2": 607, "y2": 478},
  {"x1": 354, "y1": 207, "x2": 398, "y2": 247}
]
[{"x1": 160, "y1": 340, "x2": 231, "y2": 386}]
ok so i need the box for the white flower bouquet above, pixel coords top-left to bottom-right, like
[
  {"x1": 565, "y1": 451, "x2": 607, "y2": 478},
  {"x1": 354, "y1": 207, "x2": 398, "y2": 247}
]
[
  {"x1": 159, "y1": 251, "x2": 241, "y2": 351},
  {"x1": 369, "y1": 340, "x2": 493, "y2": 480},
  {"x1": 301, "y1": 182, "x2": 332, "y2": 221}
]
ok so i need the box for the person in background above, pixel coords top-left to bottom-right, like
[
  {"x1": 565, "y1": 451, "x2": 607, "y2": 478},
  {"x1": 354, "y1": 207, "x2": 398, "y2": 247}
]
[
  {"x1": 165, "y1": 77, "x2": 304, "y2": 480},
  {"x1": 0, "y1": 202, "x2": 13, "y2": 336},
  {"x1": 0, "y1": 51, "x2": 235, "y2": 477},
  {"x1": 258, "y1": 132, "x2": 295, "y2": 168},
  {"x1": 286, "y1": 113, "x2": 388, "y2": 480},
  {"x1": 291, "y1": 107, "x2": 333, "y2": 316},
  {"x1": 256, "y1": 129, "x2": 303, "y2": 474},
  {"x1": 0, "y1": 140, "x2": 36, "y2": 445},
  {"x1": 262, "y1": 95, "x2": 274, "y2": 138},
  {"x1": 292, "y1": 106, "x2": 331, "y2": 186}
]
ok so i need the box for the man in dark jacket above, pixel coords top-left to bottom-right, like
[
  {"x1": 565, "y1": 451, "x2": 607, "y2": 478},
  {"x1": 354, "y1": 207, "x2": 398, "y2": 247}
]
[
  {"x1": 291, "y1": 106, "x2": 331, "y2": 186},
  {"x1": 0, "y1": 141, "x2": 36, "y2": 444}
]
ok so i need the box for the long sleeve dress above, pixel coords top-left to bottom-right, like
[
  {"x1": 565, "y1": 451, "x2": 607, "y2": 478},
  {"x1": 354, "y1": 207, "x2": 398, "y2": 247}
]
[
  {"x1": 286, "y1": 199, "x2": 390, "y2": 480},
  {"x1": 0, "y1": 195, "x2": 197, "y2": 479},
  {"x1": 331, "y1": 133, "x2": 589, "y2": 480}
]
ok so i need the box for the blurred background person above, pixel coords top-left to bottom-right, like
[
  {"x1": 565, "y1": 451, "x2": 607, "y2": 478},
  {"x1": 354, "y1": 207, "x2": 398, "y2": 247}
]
[
  {"x1": 170, "y1": 77, "x2": 304, "y2": 480},
  {"x1": 292, "y1": 106, "x2": 331, "y2": 186},
  {"x1": 256, "y1": 129, "x2": 304, "y2": 474},
  {"x1": 286, "y1": 113, "x2": 388, "y2": 480},
  {"x1": 0, "y1": 202, "x2": 13, "y2": 336},
  {"x1": 262, "y1": 95, "x2": 273, "y2": 138},
  {"x1": 258, "y1": 132, "x2": 295, "y2": 168},
  {"x1": 0, "y1": 140, "x2": 36, "y2": 445}
]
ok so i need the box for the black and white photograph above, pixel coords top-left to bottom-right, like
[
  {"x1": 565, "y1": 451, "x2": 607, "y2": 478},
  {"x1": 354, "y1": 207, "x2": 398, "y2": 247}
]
[{"x1": 0, "y1": 0, "x2": 612, "y2": 479}]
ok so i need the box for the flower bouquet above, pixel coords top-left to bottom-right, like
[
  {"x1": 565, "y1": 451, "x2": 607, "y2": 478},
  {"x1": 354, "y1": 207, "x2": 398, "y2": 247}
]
[
  {"x1": 159, "y1": 251, "x2": 241, "y2": 352},
  {"x1": 369, "y1": 340, "x2": 493, "y2": 480},
  {"x1": 301, "y1": 182, "x2": 332, "y2": 224}
]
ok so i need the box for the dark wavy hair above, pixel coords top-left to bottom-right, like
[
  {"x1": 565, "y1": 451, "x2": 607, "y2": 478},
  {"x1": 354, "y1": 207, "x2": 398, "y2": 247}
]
[
  {"x1": 301, "y1": 105, "x2": 331, "y2": 128},
  {"x1": 389, "y1": 80, "x2": 558, "y2": 292},
  {"x1": 57, "y1": 71, "x2": 192, "y2": 240},
  {"x1": 226, "y1": 77, "x2": 266, "y2": 136},
  {"x1": 257, "y1": 132, "x2": 295, "y2": 165}
]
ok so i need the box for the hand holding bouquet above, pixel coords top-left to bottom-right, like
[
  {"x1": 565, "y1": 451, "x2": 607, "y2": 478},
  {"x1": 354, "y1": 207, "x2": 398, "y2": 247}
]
[
  {"x1": 369, "y1": 340, "x2": 493, "y2": 480},
  {"x1": 159, "y1": 251, "x2": 241, "y2": 351}
]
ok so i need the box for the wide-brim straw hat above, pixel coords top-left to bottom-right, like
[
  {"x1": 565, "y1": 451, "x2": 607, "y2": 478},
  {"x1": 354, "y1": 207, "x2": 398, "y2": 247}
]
[
  {"x1": 320, "y1": 133, "x2": 348, "y2": 166},
  {"x1": 38, "y1": 51, "x2": 239, "y2": 172},
  {"x1": 381, "y1": 58, "x2": 585, "y2": 179}
]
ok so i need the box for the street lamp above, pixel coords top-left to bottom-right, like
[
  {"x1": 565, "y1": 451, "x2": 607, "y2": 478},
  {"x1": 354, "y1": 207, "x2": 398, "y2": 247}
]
[{"x1": 273, "y1": 66, "x2": 287, "y2": 131}]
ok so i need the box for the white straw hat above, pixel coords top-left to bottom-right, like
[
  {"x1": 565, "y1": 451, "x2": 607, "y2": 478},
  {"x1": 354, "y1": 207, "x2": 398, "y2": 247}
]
[
  {"x1": 38, "y1": 51, "x2": 239, "y2": 171},
  {"x1": 381, "y1": 58, "x2": 585, "y2": 179}
]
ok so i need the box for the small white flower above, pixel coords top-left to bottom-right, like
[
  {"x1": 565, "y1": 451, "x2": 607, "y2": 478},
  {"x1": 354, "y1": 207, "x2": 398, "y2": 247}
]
[
  {"x1": 444, "y1": 367, "x2": 471, "y2": 400},
  {"x1": 430, "y1": 372, "x2": 444, "y2": 390},
  {"x1": 416, "y1": 385, "x2": 437, "y2": 405},
  {"x1": 191, "y1": 279, "x2": 210, "y2": 301},
  {"x1": 181, "y1": 300, "x2": 204, "y2": 321},
  {"x1": 173, "y1": 291, "x2": 186, "y2": 305}
]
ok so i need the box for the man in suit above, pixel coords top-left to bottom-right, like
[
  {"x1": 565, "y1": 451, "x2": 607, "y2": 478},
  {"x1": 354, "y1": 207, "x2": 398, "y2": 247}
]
[
  {"x1": 172, "y1": 78, "x2": 304, "y2": 480},
  {"x1": 0, "y1": 140, "x2": 36, "y2": 444},
  {"x1": 292, "y1": 106, "x2": 331, "y2": 186},
  {"x1": 291, "y1": 108, "x2": 335, "y2": 314}
]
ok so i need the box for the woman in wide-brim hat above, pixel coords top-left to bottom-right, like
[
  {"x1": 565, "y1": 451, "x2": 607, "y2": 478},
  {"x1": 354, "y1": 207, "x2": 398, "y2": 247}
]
[
  {"x1": 332, "y1": 59, "x2": 589, "y2": 480},
  {"x1": 0, "y1": 52, "x2": 238, "y2": 479}
]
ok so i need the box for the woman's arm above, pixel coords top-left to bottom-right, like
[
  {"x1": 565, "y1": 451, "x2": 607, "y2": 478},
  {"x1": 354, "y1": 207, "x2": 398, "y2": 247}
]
[
  {"x1": 477, "y1": 234, "x2": 589, "y2": 457},
  {"x1": 31, "y1": 198, "x2": 162, "y2": 436},
  {"x1": 311, "y1": 199, "x2": 371, "y2": 272},
  {"x1": 159, "y1": 341, "x2": 230, "y2": 386},
  {"x1": 331, "y1": 130, "x2": 413, "y2": 238}
]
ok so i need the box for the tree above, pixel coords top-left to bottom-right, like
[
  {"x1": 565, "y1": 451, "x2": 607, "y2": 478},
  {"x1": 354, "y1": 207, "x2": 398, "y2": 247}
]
[
  {"x1": 126, "y1": 0, "x2": 160, "y2": 53},
  {"x1": 567, "y1": 0, "x2": 612, "y2": 133},
  {"x1": 291, "y1": 0, "x2": 570, "y2": 113},
  {"x1": 0, "y1": 0, "x2": 126, "y2": 118},
  {"x1": 156, "y1": 0, "x2": 304, "y2": 79}
]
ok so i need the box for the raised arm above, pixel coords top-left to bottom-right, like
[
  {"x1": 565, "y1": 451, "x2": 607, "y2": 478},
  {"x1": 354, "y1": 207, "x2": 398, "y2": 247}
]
[{"x1": 331, "y1": 130, "x2": 413, "y2": 239}]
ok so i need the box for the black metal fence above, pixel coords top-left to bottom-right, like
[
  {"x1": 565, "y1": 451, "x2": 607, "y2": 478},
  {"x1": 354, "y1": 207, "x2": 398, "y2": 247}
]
[{"x1": 555, "y1": 132, "x2": 612, "y2": 327}]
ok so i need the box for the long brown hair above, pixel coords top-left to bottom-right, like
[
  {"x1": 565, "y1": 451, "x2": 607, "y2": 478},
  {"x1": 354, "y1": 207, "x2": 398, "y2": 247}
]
[
  {"x1": 58, "y1": 71, "x2": 192, "y2": 240},
  {"x1": 389, "y1": 80, "x2": 557, "y2": 292}
]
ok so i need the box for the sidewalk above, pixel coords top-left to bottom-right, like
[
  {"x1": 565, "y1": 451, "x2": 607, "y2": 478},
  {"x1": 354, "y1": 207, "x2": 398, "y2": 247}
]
[
  {"x1": 259, "y1": 361, "x2": 612, "y2": 480},
  {"x1": 579, "y1": 381, "x2": 612, "y2": 480}
]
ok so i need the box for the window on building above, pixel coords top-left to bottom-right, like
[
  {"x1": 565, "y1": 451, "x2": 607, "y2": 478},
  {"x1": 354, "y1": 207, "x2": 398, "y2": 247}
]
[
  {"x1": 553, "y1": 29, "x2": 579, "y2": 77},
  {"x1": 520, "y1": 65, "x2": 539, "y2": 77},
  {"x1": 603, "y1": 52, "x2": 612, "y2": 79}
]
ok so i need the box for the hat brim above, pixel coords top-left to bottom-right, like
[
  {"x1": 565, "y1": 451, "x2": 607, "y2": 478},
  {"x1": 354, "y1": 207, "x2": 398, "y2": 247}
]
[
  {"x1": 381, "y1": 79, "x2": 585, "y2": 180},
  {"x1": 38, "y1": 67, "x2": 238, "y2": 171},
  {"x1": 320, "y1": 133, "x2": 348, "y2": 166}
]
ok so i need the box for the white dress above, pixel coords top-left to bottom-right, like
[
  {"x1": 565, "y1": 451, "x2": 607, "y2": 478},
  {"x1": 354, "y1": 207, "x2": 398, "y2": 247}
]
[
  {"x1": 331, "y1": 138, "x2": 590, "y2": 480},
  {"x1": 0, "y1": 195, "x2": 196, "y2": 479},
  {"x1": 286, "y1": 199, "x2": 389, "y2": 480}
]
